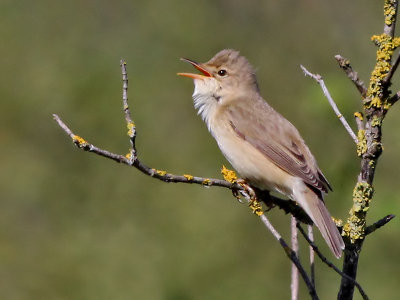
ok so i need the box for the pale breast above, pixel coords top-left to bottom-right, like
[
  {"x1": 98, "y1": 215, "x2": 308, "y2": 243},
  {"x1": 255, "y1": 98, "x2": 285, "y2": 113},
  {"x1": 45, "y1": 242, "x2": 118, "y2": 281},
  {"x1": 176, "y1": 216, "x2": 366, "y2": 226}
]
[{"x1": 209, "y1": 119, "x2": 297, "y2": 197}]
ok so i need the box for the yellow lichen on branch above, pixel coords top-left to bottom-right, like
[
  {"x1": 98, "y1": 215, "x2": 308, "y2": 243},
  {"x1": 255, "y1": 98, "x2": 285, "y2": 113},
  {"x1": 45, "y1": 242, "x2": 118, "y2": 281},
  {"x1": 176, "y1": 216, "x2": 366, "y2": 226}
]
[
  {"x1": 220, "y1": 165, "x2": 237, "y2": 183},
  {"x1": 202, "y1": 178, "x2": 211, "y2": 186},
  {"x1": 356, "y1": 130, "x2": 367, "y2": 156},
  {"x1": 353, "y1": 112, "x2": 364, "y2": 121},
  {"x1": 72, "y1": 135, "x2": 88, "y2": 148},
  {"x1": 367, "y1": 33, "x2": 400, "y2": 109},
  {"x1": 127, "y1": 121, "x2": 136, "y2": 137},
  {"x1": 183, "y1": 174, "x2": 194, "y2": 181},
  {"x1": 384, "y1": 0, "x2": 397, "y2": 25},
  {"x1": 249, "y1": 199, "x2": 264, "y2": 216},
  {"x1": 342, "y1": 182, "x2": 374, "y2": 243},
  {"x1": 151, "y1": 168, "x2": 167, "y2": 176}
]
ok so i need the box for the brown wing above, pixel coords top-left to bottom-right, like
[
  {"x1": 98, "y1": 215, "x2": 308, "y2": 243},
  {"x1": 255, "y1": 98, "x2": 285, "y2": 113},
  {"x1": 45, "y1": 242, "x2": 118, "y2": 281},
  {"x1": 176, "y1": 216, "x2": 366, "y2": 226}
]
[{"x1": 227, "y1": 97, "x2": 331, "y2": 194}]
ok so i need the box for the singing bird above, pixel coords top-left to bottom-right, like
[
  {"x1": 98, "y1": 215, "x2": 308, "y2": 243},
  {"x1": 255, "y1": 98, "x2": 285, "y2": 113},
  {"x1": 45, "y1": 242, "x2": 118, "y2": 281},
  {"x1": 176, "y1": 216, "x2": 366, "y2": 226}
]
[{"x1": 178, "y1": 49, "x2": 344, "y2": 258}]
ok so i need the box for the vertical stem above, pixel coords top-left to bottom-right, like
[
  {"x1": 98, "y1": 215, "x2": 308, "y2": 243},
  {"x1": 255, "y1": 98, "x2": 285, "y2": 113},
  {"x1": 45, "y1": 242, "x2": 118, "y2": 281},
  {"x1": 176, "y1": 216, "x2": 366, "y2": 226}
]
[
  {"x1": 339, "y1": 1, "x2": 398, "y2": 299},
  {"x1": 291, "y1": 216, "x2": 299, "y2": 300}
]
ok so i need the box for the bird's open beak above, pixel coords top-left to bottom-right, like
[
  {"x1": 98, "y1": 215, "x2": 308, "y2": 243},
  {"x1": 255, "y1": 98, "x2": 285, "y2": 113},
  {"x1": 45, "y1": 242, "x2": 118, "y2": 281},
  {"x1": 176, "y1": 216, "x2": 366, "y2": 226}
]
[{"x1": 177, "y1": 58, "x2": 212, "y2": 79}]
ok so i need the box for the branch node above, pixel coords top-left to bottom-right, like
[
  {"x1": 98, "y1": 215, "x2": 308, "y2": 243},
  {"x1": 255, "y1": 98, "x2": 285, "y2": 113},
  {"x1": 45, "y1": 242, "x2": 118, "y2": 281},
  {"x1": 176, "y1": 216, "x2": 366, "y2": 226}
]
[
  {"x1": 365, "y1": 214, "x2": 395, "y2": 235},
  {"x1": 334, "y1": 55, "x2": 368, "y2": 97}
]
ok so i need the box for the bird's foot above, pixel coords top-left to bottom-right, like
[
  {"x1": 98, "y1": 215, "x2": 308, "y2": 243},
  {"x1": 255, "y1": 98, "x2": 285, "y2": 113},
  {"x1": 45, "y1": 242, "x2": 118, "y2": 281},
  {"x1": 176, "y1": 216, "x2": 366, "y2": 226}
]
[{"x1": 236, "y1": 179, "x2": 264, "y2": 216}]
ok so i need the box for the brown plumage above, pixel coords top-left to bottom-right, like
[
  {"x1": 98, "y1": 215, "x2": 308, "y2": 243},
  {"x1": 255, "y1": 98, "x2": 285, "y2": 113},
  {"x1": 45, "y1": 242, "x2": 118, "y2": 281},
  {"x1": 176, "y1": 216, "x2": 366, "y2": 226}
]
[{"x1": 178, "y1": 49, "x2": 344, "y2": 258}]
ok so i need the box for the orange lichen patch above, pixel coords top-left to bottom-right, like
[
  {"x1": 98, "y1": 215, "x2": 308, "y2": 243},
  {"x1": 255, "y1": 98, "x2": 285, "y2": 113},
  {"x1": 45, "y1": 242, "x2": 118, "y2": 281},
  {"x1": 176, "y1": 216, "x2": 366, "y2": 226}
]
[
  {"x1": 183, "y1": 174, "x2": 194, "y2": 181},
  {"x1": 384, "y1": 0, "x2": 397, "y2": 25},
  {"x1": 353, "y1": 112, "x2": 364, "y2": 121},
  {"x1": 343, "y1": 182, "x2": 374, "y2": 243},
  {"x1": 249, "y1": 199, "x2": 264, "y2": 216},
  {"x1": 72, "y1": 135, "x2": 88, "y2": 147},
  {"x1": 221, "y1": 165, "x2": 237, "y2": 183},
  {"x1": 202, "y1": 178, "x2": 211, "y2": 186},
  {"x1": 367, "y1": 33, "x2": 400, "y2": 109},
  {"x1": 356, "y1": 130, "x2": 367, "y2": 157},
  {"x1": 127, "y1": 121, "x2": 136, "y2": 137},
  {"x1": 156, "y1": 169, "x2": 167, "y2": 176}
]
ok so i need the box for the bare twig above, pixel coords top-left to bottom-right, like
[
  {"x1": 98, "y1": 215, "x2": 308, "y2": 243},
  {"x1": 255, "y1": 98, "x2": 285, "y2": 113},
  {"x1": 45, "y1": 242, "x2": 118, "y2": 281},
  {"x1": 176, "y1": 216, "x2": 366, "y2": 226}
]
[
  {"x1": 388, "y1": 90, "x2": 400, "y2": 105},
  {"x1": 365, "y1": 214, "x2": 395, "y2": 236},
  {"x1": 334, "y1": 55, "x2": 368, "y2": 98},
  {"x1": 291, "y1": 216, "x2": 299, "y2": 300},
  {"x1": 300, "y1": 65, "x2": 358, "y2": 144},
  {"x1": 296, "y1": 224, "x2": 369, "y2": 300},
  {"x1": 120, "y1": 60, "x2": 137, "y2": 162}
]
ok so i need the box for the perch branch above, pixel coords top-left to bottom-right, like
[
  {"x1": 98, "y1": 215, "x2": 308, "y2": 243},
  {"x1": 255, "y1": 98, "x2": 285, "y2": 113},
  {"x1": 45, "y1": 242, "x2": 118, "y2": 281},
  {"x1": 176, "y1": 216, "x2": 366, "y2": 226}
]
[
  {"x1": 334, "y1": 55, "x2": 368, "y2": 98},
  {"x1": 300, "y1": 65, "x2": 358, "y2": 144}
]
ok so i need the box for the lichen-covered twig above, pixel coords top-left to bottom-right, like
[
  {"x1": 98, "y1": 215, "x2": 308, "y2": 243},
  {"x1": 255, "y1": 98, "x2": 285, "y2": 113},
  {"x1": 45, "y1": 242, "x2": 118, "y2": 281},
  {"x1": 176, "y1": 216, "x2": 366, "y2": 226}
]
[
  {"x1": 120, "y1": 60, "x2": 137, "y2": 162},
  {"x1": 334, "y1": 55, "x2": 368, "y2": 98},
  {"x1": 339, "y1": 1, "x2": 399, "y2": 299},
  {"x1": 53, "y1": 113, "x2": 236, "y2": 189},
  {"x1": 300, "y1": 65, "x2": 358, "y2": 144}
]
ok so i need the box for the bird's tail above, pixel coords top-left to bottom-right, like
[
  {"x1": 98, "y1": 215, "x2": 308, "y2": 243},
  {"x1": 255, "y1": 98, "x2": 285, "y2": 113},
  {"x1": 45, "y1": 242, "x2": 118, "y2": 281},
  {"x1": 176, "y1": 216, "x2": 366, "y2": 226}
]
[{"x1": 296, "y1": 187, "x2": 345, "y2": 258}]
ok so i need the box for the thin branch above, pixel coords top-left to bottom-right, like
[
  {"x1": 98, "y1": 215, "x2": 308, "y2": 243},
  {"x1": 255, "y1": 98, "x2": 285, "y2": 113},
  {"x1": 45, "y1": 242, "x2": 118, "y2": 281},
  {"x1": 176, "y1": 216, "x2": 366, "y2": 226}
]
[
  {"x1": 291, "y1": 216, "x2": 299, "y2": 300},
  {"x1": 53, "y1": 114, "x2": 237, "y2": 189},
  {"x1": 365, "y1": 214, "x2": 395, "y2": 236},
  {"x1": 296, "y1": 224, "x2": 369, "y2": 300},
  {"x1": 300, "y1": 65, "x2": 358, "y2": 144},
  {"x1": 334, "y1": 55, "x2": 368, "y2": 98},
  {"x1": 388, "y1": 90, "x2": 400, "y2": 105}
]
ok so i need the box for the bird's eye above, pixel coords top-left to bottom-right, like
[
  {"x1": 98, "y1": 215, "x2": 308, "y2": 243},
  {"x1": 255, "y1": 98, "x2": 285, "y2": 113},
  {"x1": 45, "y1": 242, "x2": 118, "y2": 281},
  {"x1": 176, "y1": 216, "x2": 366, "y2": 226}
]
[{"x1": 217, "y1": 69, "x2": 227, "y2": 76}]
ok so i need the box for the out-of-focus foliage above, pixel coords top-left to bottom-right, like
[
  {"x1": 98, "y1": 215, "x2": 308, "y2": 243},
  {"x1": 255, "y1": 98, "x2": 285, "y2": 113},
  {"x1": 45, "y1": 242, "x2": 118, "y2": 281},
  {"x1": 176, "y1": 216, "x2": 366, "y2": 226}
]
[{"x1": 0, "y1": 0, "x2": 399, "y2": 299}]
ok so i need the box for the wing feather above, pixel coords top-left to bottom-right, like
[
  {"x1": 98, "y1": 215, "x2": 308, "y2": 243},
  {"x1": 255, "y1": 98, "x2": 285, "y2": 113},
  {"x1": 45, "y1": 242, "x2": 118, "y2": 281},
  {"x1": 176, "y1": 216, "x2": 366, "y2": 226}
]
[{"x1": 227, "y1": 98, "x2": 331, "y2": 193}]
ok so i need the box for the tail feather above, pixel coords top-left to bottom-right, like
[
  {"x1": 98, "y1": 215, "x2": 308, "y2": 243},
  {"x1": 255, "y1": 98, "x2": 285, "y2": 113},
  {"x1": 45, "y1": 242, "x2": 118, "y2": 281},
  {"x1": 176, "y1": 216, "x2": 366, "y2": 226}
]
[{"x1": 295, "y1": 186, "x2": 345, "y2": 258}]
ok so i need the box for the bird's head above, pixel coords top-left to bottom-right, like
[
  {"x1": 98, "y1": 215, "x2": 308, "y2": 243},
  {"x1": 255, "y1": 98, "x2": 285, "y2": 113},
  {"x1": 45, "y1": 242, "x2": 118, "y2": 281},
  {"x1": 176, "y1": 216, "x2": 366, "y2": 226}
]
[{"x1": 178, "y1": 49, "x2": 259, "y2": 124}]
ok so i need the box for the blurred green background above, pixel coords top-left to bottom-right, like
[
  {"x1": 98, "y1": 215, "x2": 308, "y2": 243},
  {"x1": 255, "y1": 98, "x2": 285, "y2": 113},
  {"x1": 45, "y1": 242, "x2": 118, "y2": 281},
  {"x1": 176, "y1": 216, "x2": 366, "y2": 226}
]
[{"x1": 1, "y1": 0, "x2": 399, "y2": 299}]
